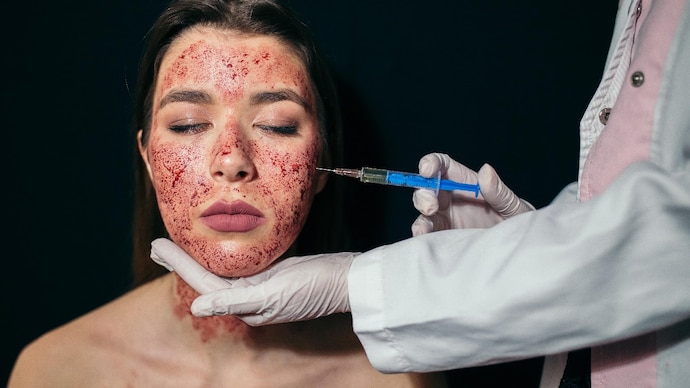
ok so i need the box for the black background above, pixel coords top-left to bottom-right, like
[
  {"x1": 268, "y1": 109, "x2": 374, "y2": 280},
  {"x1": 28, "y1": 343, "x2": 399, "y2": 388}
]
[{"x1": 5, "y1": 1, "x2": 617, "y2": 385}]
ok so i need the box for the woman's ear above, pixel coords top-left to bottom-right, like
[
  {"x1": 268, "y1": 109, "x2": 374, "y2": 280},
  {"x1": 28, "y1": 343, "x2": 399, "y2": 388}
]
[
  {"x1": 315, "y1": 168, "x2": 329, "y2": 194},
  {"x1": 137, "y1": 130, "x2": 153, "y2": 181}
]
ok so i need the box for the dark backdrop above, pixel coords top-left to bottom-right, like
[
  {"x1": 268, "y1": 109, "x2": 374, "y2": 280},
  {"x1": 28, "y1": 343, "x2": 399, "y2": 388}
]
[{"x1": 5, "y1": 1, "x2": 617, "y2": 385}]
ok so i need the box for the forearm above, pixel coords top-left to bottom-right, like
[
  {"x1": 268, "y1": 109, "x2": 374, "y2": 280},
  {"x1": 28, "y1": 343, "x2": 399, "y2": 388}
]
[{"x1": 350, "y1": 161, "x2": 690, "y2": 372}]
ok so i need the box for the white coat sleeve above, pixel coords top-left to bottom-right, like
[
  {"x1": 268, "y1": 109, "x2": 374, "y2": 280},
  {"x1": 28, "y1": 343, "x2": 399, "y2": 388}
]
[{"x1": 348, "y1": 161, "x2": 690, "y2": 373}]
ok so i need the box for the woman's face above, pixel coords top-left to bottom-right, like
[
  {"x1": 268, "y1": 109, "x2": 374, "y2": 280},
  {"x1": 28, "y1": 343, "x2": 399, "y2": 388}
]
[{"x1": 138, "y1": 27, "x2": 327, "y2": 277}]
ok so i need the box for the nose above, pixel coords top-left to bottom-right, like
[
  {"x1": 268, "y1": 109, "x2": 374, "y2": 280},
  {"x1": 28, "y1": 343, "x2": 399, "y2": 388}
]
[{"x1": 211, "y1": 134, "x2": 256, "y2": 183}]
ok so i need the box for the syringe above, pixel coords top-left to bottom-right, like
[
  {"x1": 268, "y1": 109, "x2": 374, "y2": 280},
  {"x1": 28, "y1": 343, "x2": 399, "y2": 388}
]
[{"x1": 317, "y1": 167, "x2": 480, "y2": 197}]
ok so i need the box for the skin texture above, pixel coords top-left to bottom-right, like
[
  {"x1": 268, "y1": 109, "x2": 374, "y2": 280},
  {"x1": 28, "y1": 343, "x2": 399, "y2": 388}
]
[
  {"x1": 8, "y1": 27, "x2": 446, "y2": 387},
  {"x1": 139, "y1": 28, "x2": 327, "y2": 278}
]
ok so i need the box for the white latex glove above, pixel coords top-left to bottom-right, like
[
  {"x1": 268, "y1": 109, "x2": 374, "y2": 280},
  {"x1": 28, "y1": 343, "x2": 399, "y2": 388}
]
[
  {"x1": 150, "y1": 238, "x2": 356, "y2": 326},
  {"x1": 411, "y1": 153, "x2": 534, "y2": 235}
]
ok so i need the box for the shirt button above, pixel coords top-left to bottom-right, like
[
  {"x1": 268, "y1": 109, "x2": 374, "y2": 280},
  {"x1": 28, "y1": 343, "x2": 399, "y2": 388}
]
[
  {"x1": 631, "y1": 71, "x2": 644, "y2": 87},
  {"x1": 599, "y1": 108, "x2": 611, "y2": 125}
]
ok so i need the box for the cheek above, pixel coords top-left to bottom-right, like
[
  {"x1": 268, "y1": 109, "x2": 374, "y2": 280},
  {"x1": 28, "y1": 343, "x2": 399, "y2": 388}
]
[
  {"x1": 259, "y1": 140, "x2": 322, "y2": 233},
  {"x1": 148, "y1": 137, "x2": 212, "y2": 234}
]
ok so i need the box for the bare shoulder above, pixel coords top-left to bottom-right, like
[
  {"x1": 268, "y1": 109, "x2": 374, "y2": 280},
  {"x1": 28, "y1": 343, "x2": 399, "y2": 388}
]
[
  {"x1": 8, "y1": 277, "x2": 171, "y2": 387},
  {"x1": 8, "y1": 317, "x2": 90, "y2": 386}
]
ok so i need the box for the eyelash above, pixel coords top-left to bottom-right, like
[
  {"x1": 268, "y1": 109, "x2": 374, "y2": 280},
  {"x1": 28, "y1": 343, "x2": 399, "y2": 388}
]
[
  {"x1": 167, "y1": 123, "x2": 298, "y2": 136},
  {"x1": 257, "y1": 125, "x2": 298, "y2": 135},
  {"x1": 168, "y1": 123, "x2": 210, "y2": 134}
]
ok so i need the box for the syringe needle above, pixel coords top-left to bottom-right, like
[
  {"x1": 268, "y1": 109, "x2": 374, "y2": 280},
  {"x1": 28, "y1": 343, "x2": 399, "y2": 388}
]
[{"x1": 316, "y1": 167, "x2": 362, "y2": 179}]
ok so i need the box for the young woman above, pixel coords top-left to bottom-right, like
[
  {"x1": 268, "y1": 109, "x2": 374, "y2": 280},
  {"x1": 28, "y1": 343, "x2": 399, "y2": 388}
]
[{"x1": 8, "y1": 0, "x2": 446, "y2": 386}]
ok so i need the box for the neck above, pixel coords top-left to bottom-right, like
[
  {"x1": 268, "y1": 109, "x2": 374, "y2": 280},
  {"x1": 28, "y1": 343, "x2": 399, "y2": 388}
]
[
  {"x1": 172, "y1": 272, "x2": 254, "y2": 342},
  {"x1": 170, "y1": 273, "x2": 360, "y2": 354}
]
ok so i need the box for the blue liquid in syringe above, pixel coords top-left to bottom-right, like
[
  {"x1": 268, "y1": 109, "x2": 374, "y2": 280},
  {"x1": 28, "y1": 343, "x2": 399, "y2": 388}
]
[
  {"x1": 360, "y1": 167, "x2": 479, "y2": 197},
  {"x1": 384, "y1": 170, "x2": 480, "y2": 196}
]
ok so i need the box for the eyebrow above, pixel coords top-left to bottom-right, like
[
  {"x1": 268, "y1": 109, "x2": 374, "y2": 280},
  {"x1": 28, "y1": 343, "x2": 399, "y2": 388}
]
[
  {"x1": 159, "y1": 90, "x2": 213, "y2": 109},
  {"x1": 250, "y1": 89, "x2": 311, "y2": 111},
  {"x1": 158, "y1": 88, "x2": 311, "y2": 111}
]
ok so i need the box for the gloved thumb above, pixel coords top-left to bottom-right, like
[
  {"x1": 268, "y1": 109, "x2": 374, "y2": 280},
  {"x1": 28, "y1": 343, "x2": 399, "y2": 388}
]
[
  {"x1": 150, "y1": 238, "x2": 231, "y2": 294},
  {"x1": 191, "y1": 285, "x2": 270, "y2": 322},
  {"x1": 191, "y1": 252, "x2": 356, "y2": 325},
  {"x1": 477, "y1": 164, "x2": 534, "y2": 218}
]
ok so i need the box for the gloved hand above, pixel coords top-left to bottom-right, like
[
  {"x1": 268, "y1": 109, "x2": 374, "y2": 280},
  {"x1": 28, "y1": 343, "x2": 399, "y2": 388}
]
[
  {"x1": 150, "y1": 238, "x2": 356, "y2": 325},
  {"x1": 411, "y1": 153, "x2": 534, "y2": 235}
]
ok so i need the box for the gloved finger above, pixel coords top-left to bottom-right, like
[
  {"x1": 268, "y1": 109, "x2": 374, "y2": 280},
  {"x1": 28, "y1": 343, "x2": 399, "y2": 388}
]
[
  {"x1": 190, "y1": 264, "x2": 303, "y2": 320},
  {"x1": 150, "y1": 238, "x2": 231, "y2": 294},
  {"x1": 419, "y1": 153, "x2": 478, "y2": 184},
  {"x1": 419, "y1": 153, "x2": 483, "y2": 204},
  {"x1": 192, "y1": 252, "x2": 356, "y2": 325},
  {"x1": 191, "y1": 285, "x2": 267, "y2": 319},
  {"x1": 218, "y1": 256, "x2": 316, "y2": 288},
  {"x1": 411, "y1": 214, "x2": 434, "y2": 236},
  {"x1": 231, "y1": 253, "x2": 352, "y2": 287},
  {"x1": 149, "y1": 238, "x2": 176, "y2": 271},
  {"x1": 417, "y1": 153, "x2": 445, "y2": 178},
  {"x1": 269, "y1": 252, "x2": 336, "y2": 271},
  {"x1": 411, "y1": 213, "x2": 452, "y2": 236},
  {"x1": 412, "y1": 188, "x2": 440, "y2": 215},
  {"x1": 193, "y1": 283, "x2": 312, "y2": 325},
  {"x1": 477, "y1": 164, "x2": 535, "y2": 218},
  {"x1": 238, "y1": 315, "x2": 272, "y2": 326}
]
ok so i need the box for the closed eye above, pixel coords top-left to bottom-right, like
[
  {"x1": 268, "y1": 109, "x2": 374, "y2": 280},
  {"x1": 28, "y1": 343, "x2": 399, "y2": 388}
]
[
  {"x1": 257, "y1": 124, "x2": 298, "y2": 135},
  {"x1": 169, "y1": 123, "x2": 212, "y2": 134}
]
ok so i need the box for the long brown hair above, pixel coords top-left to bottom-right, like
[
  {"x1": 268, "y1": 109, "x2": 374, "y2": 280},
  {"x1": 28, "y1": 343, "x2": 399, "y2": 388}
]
[{"x1": 130, "y1": 0, "x2": 347, "y2": 286}]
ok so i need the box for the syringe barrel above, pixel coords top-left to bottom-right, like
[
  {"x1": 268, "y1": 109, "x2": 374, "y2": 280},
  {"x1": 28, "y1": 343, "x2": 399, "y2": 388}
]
[
  {"x1": 386, "y1": 170, "x2": 441, "y2": 191},
  {"x1": 359, "y1": 167, "x2": 479, "y2": 196},
  {"x1": 360, "y1": 167, "x2": 440, "y2": 191},
  {"x1": 359, "y1": 167, "x2": 390, "y2": 185}
]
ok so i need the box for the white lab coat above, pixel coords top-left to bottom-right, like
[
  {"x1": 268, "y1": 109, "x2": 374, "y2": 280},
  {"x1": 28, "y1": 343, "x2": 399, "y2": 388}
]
[{"x1": 348, "y1": 0, "x2": 690, "y2": 386}]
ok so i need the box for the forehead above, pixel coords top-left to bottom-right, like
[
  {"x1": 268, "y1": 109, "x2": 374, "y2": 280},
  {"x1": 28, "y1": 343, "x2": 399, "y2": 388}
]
[{"x1": 157, "y1": 27, "x2": 310, "y2": 92}]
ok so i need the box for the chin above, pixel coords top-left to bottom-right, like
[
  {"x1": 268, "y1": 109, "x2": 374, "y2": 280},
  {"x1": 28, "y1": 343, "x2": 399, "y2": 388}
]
[{"x1": 204, "y1": 243, "x2": 285, "y2": 278}]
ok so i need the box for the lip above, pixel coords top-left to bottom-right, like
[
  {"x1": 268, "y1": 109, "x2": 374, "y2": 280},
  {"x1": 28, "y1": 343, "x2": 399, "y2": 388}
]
[{"x1": 200, "y1": 200, "x2": 267, "y2": 233}]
